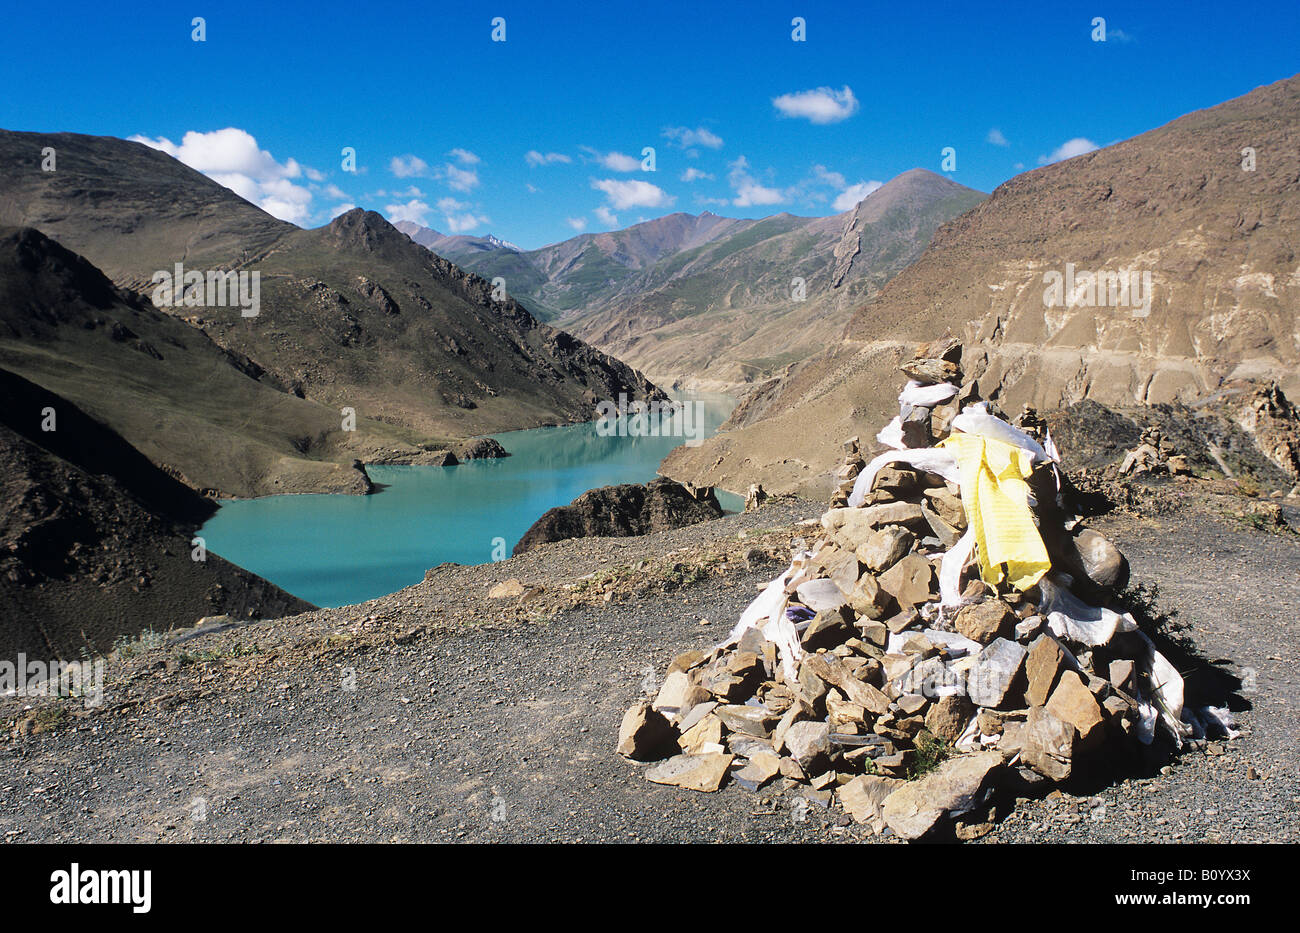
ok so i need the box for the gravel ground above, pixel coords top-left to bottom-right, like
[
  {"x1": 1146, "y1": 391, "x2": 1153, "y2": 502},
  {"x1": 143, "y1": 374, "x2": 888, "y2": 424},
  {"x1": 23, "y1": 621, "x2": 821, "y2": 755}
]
[
  {"x1": 980, "y1": 506, "x2": 1300, "y2": 844},
  {"x1": 1, "y1": 498, "x2": 1296, "y2": 844}
]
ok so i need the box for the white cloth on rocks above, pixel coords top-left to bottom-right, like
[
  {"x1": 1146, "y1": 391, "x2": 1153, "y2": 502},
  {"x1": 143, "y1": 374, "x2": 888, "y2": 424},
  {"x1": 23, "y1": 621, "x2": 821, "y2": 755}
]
[
  {"x1": 899, "y1": 379, "x2": 959, "y2": 407},
  {"x1": 847, "y1": 448, "x2": 962, "y2": 508},
  {"x1": 1038, "y1": 574, "x2": 1137, "y2": 646},
  {"x1": 720, "y1": 563, "x2": 805, "y2": 683},
  {"x1": 950, "y1": 402, "x2": 1051, "y2": 464},
  {"x1": 1133, "y1": 630, "x2": 1188, "y2": 746},
  {"x1": 939, "y1": 527, "x2": 977, "y2": 608},
  {"x1": 876, "y1": 417, "x2": 905, "y2": 450}
]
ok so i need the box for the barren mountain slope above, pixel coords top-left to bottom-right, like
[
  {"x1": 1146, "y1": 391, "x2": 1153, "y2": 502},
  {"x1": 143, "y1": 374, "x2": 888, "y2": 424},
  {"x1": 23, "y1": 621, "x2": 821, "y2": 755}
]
[
  {"x1": 0, "y1": 130, "x2": 662, "y2": 465},
  {"x1": 0, "y1": 226, "x2": 396, "y2": 498},
  {"x1": 664, "y1": 75, "x2": 1300, "y2": 497},
  {"x1": 410, "y1": 172, "x2": 985, "y2": 389},
  {"x1": 0, "y1": 368, "x2": 312, "y2": 658}
]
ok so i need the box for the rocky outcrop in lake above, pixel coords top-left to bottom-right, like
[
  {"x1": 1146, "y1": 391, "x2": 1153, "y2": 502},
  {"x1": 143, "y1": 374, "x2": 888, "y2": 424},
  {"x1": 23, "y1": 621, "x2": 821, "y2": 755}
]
[{"x1": 513, "y1": 478, "x2": 723, "y2": 555}]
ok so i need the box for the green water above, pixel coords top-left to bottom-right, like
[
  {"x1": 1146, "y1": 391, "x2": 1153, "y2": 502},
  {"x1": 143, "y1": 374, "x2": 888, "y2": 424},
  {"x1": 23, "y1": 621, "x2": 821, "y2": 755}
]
[{"x1": 199, "y1": 394, "x2": 738, "y2": 608}]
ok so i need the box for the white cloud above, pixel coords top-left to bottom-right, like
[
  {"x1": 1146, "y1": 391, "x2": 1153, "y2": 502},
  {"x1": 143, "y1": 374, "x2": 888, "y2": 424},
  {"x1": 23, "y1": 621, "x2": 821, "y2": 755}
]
[
  {"x1": 1038, "y1": 137, "x2": 1099, "y2": 165},
  {"x1": 322, "y1": 183, "x2": 350, "y2": 200},
  {"x1": 525, "y1": 150, "x2": 571, "y2": 167},
  {"x1": 680, "y1": 167, "x2": 714, "y2": 182},
  {"x1": 582, "y1": 147, "x2": 642, "y2": 172},
  {"x1": 733, "y1": 183, "x2": 783, "y2": 207},
  {"x1": 591, "y1": 178, "x2": 674, "y2": 209},
  {"x1": 986, "y1": 128, "x2": 1010, "y2": 147},
  {"x1": 810, "y1": 164, "x2": 846, "y2": 189},
  {"x1": 663, "y1": 126, "x2": 724, "y2": 149},
  {"x1": 525, "y1": 183, "x2": 540, "y2": 194},
  {"x1": 384, "y1": 199, "x2": 433, "y2": 226},
  {"x1": 448, "y1": 148, "x2": 480, "y2": 165},
  {"x1": 389, "y1": 155, "x2": 429, "y2": 177},
  {"x1": 329, "y1": 202, "x2": 357, "y2": 219},
  {"x1": 727, "y1": 156, "x2": 784, "y2": 207},
  {"x1": 258, "y1": 177, "x2": 313, "y2": 223},
  {"x1": 434, "y1": 196, "x2": 488, "y2": 233},
  {"x1": 129, "y1": 127, "x2": 315, "y2": 225},
  {"x1": 832, "y1": 180, "x2": 883, "y2": 211},
  {"x1": 304, "y1": 166, "x2": 326, "y2": 182},
  {"x1": 772, "y1": 85, "x2": 859, "y2": 124},
  {"x1": 594, "y1": 206, "x2": 619, "y2": 227},
  {"x1": 443, "y1": 211, "x2": 489, "y2": 234},
  {"x1": 791, "y1": 164, "x2": 879, "y2": 208},
  {"x1": 565, "y1": 216, "x2": 588, "y2": 231},
  {"x1": 441, "y1": 162, "x2": 479, "y2": 192},
  {"x1": 603, "y1": 152, "x2": 642, "y2": 172}
]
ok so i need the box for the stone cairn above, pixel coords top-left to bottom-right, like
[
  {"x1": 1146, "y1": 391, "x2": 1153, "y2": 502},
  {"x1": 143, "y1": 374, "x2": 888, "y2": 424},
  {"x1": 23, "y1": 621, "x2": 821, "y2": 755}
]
[
  {"x1": 1119, "y1": 425, "x2": 1192, "y2": 478},
  {"x1": 618, "y1": 336, "x2": 1237, "y2": 840}
]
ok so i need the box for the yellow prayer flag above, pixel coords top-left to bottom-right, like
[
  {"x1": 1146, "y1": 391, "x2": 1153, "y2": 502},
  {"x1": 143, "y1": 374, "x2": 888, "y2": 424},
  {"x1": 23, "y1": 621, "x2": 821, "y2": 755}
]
[{"x1": 939, "y1": 433, "x2": 1051, "y2": 590}]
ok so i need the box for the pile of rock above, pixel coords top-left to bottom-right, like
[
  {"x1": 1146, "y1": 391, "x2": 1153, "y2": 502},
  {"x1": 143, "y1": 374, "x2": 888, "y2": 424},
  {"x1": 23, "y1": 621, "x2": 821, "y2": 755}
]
[
  {"x1": 619, "y1": 337, "x2": 1232, "y2": 840},
  {"x1": 1119, "y1": 426, "x2": 1191, "y2": 478}
]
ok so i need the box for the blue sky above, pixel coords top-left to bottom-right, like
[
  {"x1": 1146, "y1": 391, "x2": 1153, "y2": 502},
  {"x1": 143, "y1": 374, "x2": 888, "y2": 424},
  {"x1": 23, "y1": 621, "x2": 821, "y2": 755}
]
[{"x1": 2, "y1": 0, "x2": 1296, "y2": 249}]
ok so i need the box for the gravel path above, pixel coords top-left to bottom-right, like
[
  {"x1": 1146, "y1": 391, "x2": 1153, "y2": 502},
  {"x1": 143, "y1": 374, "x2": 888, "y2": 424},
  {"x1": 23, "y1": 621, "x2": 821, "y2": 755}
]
[{"x1": 2, "y1": 499, "x2": 1296, "y2": 843}]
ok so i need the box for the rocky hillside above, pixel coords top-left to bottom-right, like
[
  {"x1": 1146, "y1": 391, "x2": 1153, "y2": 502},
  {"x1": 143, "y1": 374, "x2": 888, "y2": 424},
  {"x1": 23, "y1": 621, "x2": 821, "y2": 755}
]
[
  {"x1": 404, "y1": 171, "x2": 985, "y2": 389},
  {"x1": 0, "y1": 130, "x2": 663, "y2": 489},
  {"x1": 0, "y1": 226, "x2": 393, "y2": 498},
  {"x1": 664, "y1": 74, "x2": 1300, "y2": 498},
  {"x1": 0, "y1": 369, "x2": 312, "y2": 658},
  {"x1": 513, "y1": 477, "x2": 723, "y2": 555}
]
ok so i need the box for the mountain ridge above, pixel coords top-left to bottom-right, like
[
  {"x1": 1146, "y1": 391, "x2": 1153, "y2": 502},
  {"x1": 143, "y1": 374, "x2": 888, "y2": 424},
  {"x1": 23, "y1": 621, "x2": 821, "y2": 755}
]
[
  {"x1": 662, "y1": 74, "x2": 1300, "y2": 498},
  {"x1": 399, "y1": 169, "x2": 986, "y2": 388},
  {"x1": 0, "y1": 130, "x2": 664, "y2": 496}
]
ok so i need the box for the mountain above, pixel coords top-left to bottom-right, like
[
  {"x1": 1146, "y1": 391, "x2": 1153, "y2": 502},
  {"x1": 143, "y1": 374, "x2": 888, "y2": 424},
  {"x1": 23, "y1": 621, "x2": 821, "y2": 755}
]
[
  {"x1": 0, "y1": 368, "x2": 312, "y2": 658},
  {"x1": 0, "y1": 225, "x2": 395, "y2": 498},
  {"x1": 662, "y1": 74, "x2": 1300, "y2": 498},
  {"x1": 0, "y1": 129, "x2": 662, "y2": 494},
  {"x1": 403, "y1": 171, "x2": 986, "y2": 389},
  {"x1": 392, "y1": 221, "x2": 521, "y2": 258}
]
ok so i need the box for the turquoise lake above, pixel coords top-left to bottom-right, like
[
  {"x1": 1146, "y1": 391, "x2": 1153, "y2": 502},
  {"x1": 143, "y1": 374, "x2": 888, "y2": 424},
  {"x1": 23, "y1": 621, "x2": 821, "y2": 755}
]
[{"x1": 199, "y1": 394, "x2": 739, "y2": 608}]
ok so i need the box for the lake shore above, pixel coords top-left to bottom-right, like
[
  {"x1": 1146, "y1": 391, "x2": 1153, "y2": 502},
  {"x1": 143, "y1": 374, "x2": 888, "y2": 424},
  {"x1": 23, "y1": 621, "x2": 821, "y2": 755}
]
[{"x1": 197, "y1": 392, "x2": 738, "y2": 607}]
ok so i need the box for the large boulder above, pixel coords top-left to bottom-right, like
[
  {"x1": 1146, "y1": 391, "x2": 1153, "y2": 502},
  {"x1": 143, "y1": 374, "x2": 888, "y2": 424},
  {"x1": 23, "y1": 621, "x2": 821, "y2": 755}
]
[
  {"x1": 881, "y1": 751, "x2": 1004, "y2": 840},
  {"x1": 1048, "y1": 527, "x2": 1129, "y2": 598},
  {"x1": 1020, "y1": 706, "x2": 1077, "y2": 781},
  {"x1": 966, "y1": 638, "x2": 1028, "y2": 709},
  {"x1": 456, "y1": 437, "x2": 510, "y2": 460},
  {"x1": 617, "y1": 702, "x2": 679, "y2": 760},
  {"x1": 513, "y1": 477, "x2": 722, "y2": 554}
]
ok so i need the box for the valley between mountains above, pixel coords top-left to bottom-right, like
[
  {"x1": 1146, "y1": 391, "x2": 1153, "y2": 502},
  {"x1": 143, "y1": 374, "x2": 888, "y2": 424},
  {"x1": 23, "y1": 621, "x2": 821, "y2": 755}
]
[{"x1": 1, "y1": 68, "x2": 1298, "y2": 847}]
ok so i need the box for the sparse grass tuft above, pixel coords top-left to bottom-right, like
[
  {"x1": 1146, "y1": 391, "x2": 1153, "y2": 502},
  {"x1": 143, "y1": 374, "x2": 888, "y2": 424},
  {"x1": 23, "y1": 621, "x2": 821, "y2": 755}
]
[
  {"x1": 35, "y1": 706, "x2": 69, "y2": 728},
  {"x1": 112, "y1": 628, "x2": 167, "y2": 661},
  {"x1": 907, "y1": 730, "x2": 951, "y2": 780}
]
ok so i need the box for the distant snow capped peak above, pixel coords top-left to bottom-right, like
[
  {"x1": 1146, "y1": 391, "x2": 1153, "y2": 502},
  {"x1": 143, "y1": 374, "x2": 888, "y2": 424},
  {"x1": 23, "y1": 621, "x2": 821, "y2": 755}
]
[{"x1": 484, "y1": 234, "x2": 520, "y2": 251}]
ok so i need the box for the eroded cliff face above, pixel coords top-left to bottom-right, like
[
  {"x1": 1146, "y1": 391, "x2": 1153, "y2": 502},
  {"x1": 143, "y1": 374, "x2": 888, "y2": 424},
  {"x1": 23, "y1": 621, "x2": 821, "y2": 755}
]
[{"x1": 663, "y1": 74, "x2": 1300, "y2": 499}]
